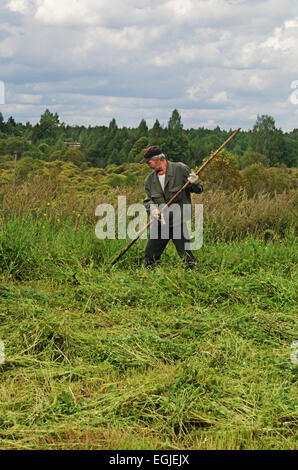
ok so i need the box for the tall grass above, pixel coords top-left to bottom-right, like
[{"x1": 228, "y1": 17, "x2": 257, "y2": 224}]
[
  {"x1": 1, "y1": 177, "x2": 297, "y2": 241},
  {"x1": 196, "y1": 189, "x2": 297, "y2": 240}
]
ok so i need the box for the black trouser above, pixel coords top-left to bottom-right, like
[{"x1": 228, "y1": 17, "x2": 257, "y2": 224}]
[{"x1": 145, "y1": 222, "x2": 196, "y2": 266}]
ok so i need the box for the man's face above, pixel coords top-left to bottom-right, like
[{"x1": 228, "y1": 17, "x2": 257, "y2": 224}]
[{"x1": 147, "y1": 157, "x2": 162, "y2": 171}]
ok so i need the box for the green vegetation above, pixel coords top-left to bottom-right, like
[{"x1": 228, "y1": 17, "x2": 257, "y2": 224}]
[
  {"x1": 1, "y1": 110, "x2": 298, "y2": 171},
  {"x1": 0, "y1": 109, "x2": 297, "y2": 449},
  {"x1": 0, "y1": 178, "x2": 297, "y2": 450}
]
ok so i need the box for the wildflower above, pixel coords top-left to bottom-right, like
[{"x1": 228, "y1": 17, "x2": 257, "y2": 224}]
[
  {"x1": 47, "y1": 202, "x2": 50, "y2": 206},
  {"x1": 77, "y1": 213, "x2": 81, "y2": 217},
  {"x1": 43, "y1": 213, "x2": 47, "y2": 217},
  {"x1": 57, "y1": 218, "x2": 60, "y2": 222}
]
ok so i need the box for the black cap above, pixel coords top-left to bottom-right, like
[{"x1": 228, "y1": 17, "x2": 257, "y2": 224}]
[{"x1": 140, "y1": 145, "x2": 162, "y2": 163}]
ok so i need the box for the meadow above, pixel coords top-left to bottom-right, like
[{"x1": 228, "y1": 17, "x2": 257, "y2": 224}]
[{"x1": 0, "y1": 178, "x2": 297, "y2": 450}]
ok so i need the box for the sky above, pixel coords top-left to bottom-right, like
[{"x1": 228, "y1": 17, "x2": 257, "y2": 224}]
[{"x1": 0, "y1": 0, "x2": 298, "y2": 131}]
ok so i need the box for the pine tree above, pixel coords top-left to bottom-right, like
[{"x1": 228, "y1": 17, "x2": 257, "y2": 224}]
[
  {"x1": 250, "y1": 115, "x2": 285, "y2": 165},
  {"x1": 168, "y1": 109, "x2": 183, "y2": 130},
  {"x1": 137, "y1": 119, "x2": 148, "y2": 138}
]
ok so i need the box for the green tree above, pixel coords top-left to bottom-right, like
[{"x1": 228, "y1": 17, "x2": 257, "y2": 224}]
[
  {"x1": 6, "y1": 116, "x2": 21, "y2": 136},
  {"x1": 242, "y1": 163, "x2": 269, "y2": 197},
  {"x1": 137, "y1": 119, "x2": 148, "y2": 138},
  {"x1": 149, "y1": 119, "x2": 163, "y2": 145},
  {"x1": 129, "y1": 136, "x2": 149, "y2": 162},
  {"x1": 16, "y1": 156, "x2": 42, "y2": 181},
  {"x1": 163, "y1": 132, "x2": 191, "y2": 164},
  {"x1": 168, "y1": 109, "x2": 183, "y2": 131},
  {"x1": 250, "y1": 115, "x2": 285, "y2": 165},
  {"x1": 240, "y1": 151, "x2": 269, "y2": 169},
  {"x1": 283, "y1": 135, "x2": 298, "y2": 167},
  {"x1": 108, "y1": 118, "x2": 118, "y2": 137},
  {"x1": 38, "y1": 143, "x2": 51, "y2": 158},
  {"x1": 163, "y1": 109, "x2": 192, "y2": 163},
  {"x1": 0, "y1": 136, "x2": 30, "y2": 157},
  {"x1": 197, "y1": 134, "x2": 222, "y2": 162},
  {"x1": 242, "y1": 163, "x2": 294, "y2": 196},
  {"x1": 62, "y1": 147, "x2": 86, "y2": 167},
  {"x1": 0, "y1": 112, "x2": 5, "y2": 134},
  {"x1": 0, "y1": 154, "x2": 14, "y2": 170},
  {"x1": 83, "y1": 126, "x2": 108, "y2": 167},
  {"x1": 78, "y1": 128, "x2": 88, "y2": 146},
  {"x1": 32, "y1": 109, "x2": 60, "y2": 144},
  {"x1": 49, "y1": 150, "x2": 64, "y2": 161},
  {"x1": 202, "y1": 150, "x2": 244, "y2": 192}
]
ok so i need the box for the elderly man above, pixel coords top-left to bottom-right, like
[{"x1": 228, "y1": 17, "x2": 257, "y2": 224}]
[{"x1": 141, "y1": 145, "x2": 203, "y2": 268}]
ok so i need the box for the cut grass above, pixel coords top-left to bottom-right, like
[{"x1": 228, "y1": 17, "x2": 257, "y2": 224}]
[{"x1": 0, "y1": 225, "x2": 297, "y2": 449}]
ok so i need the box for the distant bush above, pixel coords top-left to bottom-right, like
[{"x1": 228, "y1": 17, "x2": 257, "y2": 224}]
[
  {"x1": 16, "y1": 156, "x2": 43, "y2": 182},
  {"x1": 201, "y1": 150, "x2": 244, "y2": 192},
  {"x1": 243, "y1": 164, "x2": 296, "y2": 197},
  {"x1": 49, "y1": 150, "x2": 64, "y2": 161},
  {"x1": 193, "y1": 188, "x2": 297, "y2": 240},
  {"x1": 61, "y1": 148, "x2": 86, "y2": 167},
  {"x1": 240, "y1": 151, "x2": 270, "y2": 169},
  {"x1": 38, "y1": 143, "x2": 50, "y2": 156},
  {"x1": 105, "y1": 174, "x2": 127, "y2": 187},
  {"x1": 0, "y1": 154, "x2": 13, "y2": 170},
  {"x1": 0, "y1": 136, "x2": 30, "y2": 157}
]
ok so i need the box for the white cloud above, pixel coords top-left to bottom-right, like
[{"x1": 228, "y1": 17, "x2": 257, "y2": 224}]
[
  {"x1": 166, "y1": 0, "x2": 193, "y2": 18},
  {"x1": 7, "y1": 0, "x2": 31, "y2": 14},
  {"x1": 210, "y1": 91, "x2": 228, "y2": 104},
  {"x1": 35, "y1": 0, "x2": 91, "y2": 26},
  {"x1": 284, "y1": 17, "x2": 298, "y2": 28},
  {"x1": 6, "y1": 0, "x2": 170, "y2": 27},
  {"x1": 2, "y1": 0, "x2": 298, "y2": 130},
  {"x1": 248, "y1": 74, "x2": 266, "y2": 90},
  {"x1": 261, "y1": 24, "x2": 298, "y2": 53},
  {"x1": 18, "y1": 93, "x2": 42, "y2": 103},
  {"x1": 186, "y1": 79, "x2": 215, "y2": 102}
]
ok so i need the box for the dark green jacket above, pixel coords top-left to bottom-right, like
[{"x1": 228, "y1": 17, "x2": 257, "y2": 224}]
[{"x1": 143, "y1": 160, "x2": 203, "y2": 225}]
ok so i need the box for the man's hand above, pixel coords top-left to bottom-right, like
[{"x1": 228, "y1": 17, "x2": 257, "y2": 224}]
[
  {"x1": 151, "y1": 207, "x2": 160, "y2": 219},
  {"x1": 151, "y1": 207, "x2": 165, "y2": 224},
  {"x1": 187, "y1": 171, "x2": 199, "y2": 184}
]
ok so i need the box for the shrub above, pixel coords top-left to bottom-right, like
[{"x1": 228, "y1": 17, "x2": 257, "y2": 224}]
[
  {"x1": 243, "y1": 164, "x2": 296, "y2": 197},
  {"x1": 240, "y1": 151, "x2": 270, "y2": 169},
  {"x1": 62, "y1": 148, "x2": 86, "y2": 167},
  {"x1": 201, "y1": 150, "x2": 244, "y2": 192}
]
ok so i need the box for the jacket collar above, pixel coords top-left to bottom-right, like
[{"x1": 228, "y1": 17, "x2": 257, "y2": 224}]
[
  {"x1": 152, "y1": 160, "x2": 173, "y2": 191},
  {"x1": 164, "y1": 160, "x2": 174, "y2": 189}
]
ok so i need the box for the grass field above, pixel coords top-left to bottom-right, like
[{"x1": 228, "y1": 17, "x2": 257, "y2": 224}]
[{"x1": 0, "y1": 210, "x2": 297, "y2": 450}]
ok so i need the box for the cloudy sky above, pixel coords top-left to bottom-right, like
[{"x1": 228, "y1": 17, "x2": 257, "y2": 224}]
[{"x1": 0, "y1": 0, "x2": 298, "y2": 130}]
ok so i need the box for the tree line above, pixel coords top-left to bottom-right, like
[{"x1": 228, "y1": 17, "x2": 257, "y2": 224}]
[{"x1": 0, "y1": 109, "x2": 297, "y2": 169}]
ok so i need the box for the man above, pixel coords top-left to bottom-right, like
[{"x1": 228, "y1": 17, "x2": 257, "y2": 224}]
[{"x1": 140, "y1": 145, "x2": 203, "y2": 268}]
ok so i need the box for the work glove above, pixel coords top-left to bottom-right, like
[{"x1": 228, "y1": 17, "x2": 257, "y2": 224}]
[
  {"x1": 187, "y1": 171, "x2": 199, "y2": 185},
  {"x1": 151, "y1": 207, "x2": 166, "y2": 224}
]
